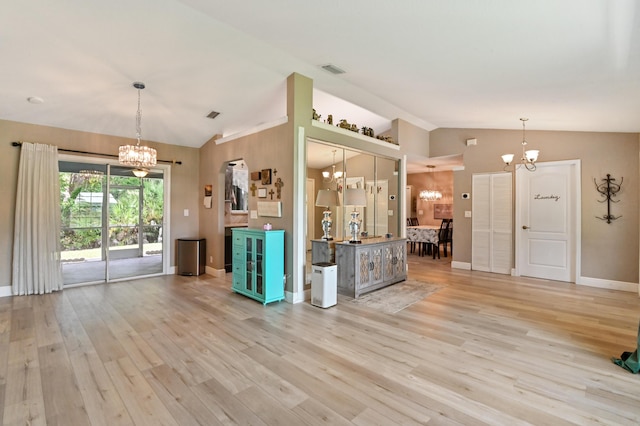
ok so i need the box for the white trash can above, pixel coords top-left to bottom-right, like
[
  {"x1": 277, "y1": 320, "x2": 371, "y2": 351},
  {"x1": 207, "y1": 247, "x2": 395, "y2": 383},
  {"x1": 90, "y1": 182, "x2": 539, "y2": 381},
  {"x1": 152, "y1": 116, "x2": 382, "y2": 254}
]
[{"x1": 311, "y1": 262, "x2": 337, "y2": 308}]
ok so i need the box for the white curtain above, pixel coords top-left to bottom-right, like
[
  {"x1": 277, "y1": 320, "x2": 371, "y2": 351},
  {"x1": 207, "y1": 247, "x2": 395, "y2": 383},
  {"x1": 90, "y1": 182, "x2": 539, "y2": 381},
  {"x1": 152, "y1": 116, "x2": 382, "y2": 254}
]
[{"x1": 12, "y1": 142, "x2": 63, "y2": 295}]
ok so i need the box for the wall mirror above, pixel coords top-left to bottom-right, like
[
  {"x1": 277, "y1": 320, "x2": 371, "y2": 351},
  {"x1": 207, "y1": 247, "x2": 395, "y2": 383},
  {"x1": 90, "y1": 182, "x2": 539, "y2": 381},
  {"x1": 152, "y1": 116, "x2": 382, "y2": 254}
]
[
  {"x1": 307, "y1": 141, "x2": 400, "y2": 241},
  {"x1": 225, "y1": 160, "x2": 249, "y2": 213}
]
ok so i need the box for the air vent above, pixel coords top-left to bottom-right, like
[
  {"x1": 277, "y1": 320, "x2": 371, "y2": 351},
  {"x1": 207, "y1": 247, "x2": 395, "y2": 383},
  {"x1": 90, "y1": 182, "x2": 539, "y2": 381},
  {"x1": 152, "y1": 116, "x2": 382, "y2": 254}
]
[
  {"x1": 206, "y1": 110, "x2": 220, "y2": 119},
  {"x1": 321, "y1": 64, "x2": 346, "y2": 75}
]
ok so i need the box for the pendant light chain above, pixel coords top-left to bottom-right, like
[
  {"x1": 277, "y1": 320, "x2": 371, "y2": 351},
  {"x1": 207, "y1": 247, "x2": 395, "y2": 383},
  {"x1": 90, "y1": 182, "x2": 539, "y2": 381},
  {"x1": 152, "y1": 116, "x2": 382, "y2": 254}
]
[{"x1": 136, "y1": 86, "x2": 142, "y2": 145}]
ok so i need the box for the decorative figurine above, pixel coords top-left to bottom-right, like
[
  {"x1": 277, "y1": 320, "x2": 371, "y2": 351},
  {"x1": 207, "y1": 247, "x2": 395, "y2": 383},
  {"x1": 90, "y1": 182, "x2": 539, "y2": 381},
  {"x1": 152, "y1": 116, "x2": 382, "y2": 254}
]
[
  {"x1": 327, "y1": 114, "x2": 333, "y2": 125},
  {"x1": 312, "y1": 108, "x2": 321, "y2": 121},
  {"x1": 338, "y1": 119, "x2": 351, "y2": 130}
]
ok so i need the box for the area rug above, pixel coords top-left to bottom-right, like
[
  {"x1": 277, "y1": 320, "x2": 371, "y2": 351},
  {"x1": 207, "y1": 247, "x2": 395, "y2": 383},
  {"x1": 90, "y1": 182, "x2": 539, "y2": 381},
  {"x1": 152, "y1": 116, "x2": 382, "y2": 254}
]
[{"x1": 348, "y1": 279, "x2": 445, "y2": 314}]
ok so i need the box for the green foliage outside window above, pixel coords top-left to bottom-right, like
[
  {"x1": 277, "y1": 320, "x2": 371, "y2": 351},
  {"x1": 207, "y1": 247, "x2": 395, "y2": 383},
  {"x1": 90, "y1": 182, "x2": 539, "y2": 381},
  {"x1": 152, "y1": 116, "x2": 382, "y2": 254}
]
[{"x1": 60, "y1": 171, "x2": 164, "y2": 251}]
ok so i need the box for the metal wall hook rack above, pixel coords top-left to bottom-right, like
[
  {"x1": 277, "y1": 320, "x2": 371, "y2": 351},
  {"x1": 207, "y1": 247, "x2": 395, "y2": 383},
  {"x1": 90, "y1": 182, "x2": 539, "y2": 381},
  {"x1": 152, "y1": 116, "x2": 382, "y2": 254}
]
[{"x1": 594, "y1": 173, "x2": 622, "y2": 223}]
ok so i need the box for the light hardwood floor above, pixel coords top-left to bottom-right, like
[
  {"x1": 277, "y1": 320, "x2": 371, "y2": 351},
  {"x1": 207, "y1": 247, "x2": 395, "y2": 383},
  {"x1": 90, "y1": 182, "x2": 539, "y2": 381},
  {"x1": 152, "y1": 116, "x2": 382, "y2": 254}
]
[{"x1": 2, "y1": 255, "x2": 640, "y2": 425}]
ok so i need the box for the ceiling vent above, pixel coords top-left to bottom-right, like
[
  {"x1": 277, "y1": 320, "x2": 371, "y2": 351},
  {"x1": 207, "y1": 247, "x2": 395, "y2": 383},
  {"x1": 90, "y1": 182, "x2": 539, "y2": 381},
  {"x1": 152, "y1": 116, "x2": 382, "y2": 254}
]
[
  {"x1": 206, "y1": 110, "x2": 220, "y2": 119},
  {"x1": 321, "y1": 64, "x2": 346, "y2": 75}
]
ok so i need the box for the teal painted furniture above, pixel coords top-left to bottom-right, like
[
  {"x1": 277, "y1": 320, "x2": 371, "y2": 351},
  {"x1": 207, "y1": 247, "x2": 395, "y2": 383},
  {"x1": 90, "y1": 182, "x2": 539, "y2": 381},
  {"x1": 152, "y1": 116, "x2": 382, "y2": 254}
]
[{"x1": 231, "y1": 228, "x2": 285, "y2": 305}]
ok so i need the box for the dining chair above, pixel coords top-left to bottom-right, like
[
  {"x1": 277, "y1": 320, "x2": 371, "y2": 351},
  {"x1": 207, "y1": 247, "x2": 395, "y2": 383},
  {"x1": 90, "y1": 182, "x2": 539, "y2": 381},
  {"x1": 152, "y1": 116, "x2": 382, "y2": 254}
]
[
  {"x1": 434, "y1": 219, "x2": 452, "y2": 259},
  {"x1": 407, "y1": 217, "x2": 420, "y2": 253}
]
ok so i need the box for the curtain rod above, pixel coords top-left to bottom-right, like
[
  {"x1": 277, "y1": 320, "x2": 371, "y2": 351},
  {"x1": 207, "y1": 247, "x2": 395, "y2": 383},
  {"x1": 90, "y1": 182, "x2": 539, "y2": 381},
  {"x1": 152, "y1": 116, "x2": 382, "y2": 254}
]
[{"x1": 11, "y1": 141, "x2": 182, "y2": 165}]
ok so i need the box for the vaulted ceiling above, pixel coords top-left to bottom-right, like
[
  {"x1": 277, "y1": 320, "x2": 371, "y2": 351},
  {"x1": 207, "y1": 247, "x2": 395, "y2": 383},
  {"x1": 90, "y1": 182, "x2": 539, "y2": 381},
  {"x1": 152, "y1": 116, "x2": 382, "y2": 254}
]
[{"x1": 2, "y1": 1, "x2": 638, "y2": 150}]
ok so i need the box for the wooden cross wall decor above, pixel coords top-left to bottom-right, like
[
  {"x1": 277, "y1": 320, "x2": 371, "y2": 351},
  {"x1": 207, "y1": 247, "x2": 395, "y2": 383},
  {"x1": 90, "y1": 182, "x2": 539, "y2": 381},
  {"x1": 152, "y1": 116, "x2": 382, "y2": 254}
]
[
  {"x1": 249, "y1": 183, "x2": 257, "y2": 196},
  {"x1": 268, "y1": 189, "x2": 275, "y2": 200},
  {"x1": 274, "y1": 178, "x2": 284, "y2": 199}
]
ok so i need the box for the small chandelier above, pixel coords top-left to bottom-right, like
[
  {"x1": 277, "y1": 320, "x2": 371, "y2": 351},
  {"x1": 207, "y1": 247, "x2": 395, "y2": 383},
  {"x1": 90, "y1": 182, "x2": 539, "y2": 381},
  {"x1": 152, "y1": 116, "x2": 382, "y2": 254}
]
[
  {"x1": 501, "y1": 118, "x2": 539, "y2": 171},
  {"x1": 322, "y1": 150, "x2": 343, "y2": 183},
  {"x1": 419, "y1": 190, "x2": 443, "y2": 201},
  {"x1": 119, "y1": 82, "x2": 157, "y2": 177}
]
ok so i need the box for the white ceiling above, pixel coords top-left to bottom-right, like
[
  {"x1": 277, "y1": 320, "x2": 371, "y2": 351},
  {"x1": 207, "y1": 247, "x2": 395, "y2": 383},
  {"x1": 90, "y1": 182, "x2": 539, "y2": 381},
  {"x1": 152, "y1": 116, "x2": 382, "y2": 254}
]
[{"x1": 2, "y1": 0, "x2": 639, "y2": 154}]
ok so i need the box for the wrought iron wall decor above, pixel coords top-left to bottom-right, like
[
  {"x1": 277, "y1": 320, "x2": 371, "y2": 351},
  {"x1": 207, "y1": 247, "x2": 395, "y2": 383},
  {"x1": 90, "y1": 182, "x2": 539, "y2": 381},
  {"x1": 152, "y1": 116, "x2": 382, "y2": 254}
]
[{"x1": 594, "y1": 174, "x2": 622, "y2": 223}]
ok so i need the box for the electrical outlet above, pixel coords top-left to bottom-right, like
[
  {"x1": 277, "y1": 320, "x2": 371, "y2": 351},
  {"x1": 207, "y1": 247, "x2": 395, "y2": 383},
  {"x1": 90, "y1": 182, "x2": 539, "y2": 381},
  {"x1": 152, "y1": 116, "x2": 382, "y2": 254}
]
[{"x1": 465, "y1": 210, "x2": 472, "y2": 218}]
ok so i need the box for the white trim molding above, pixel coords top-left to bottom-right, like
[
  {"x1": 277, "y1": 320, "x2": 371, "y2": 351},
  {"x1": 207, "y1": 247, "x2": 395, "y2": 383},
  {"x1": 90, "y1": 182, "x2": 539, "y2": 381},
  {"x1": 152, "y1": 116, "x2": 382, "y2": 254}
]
[
  {"x1": 451, "y1": 261, "x2": 471, "y2": 270},
  {"x1": 205, "y1": 266, "x2": 226, "y2": 278},
  {"x1": 577, "y1": 276, "x2": 638, "y2": 293},
  {"x1": 216, "y1": 116, "x2": 289, "y2": 145},
  {"x1": 0, "y1": 286, "x2": 12, "y2": 298}
]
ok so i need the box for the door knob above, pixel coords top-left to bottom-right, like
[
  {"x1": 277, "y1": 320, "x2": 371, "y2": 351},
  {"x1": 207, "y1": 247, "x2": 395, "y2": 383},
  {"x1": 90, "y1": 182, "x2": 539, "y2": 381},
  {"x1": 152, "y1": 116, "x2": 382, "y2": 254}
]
[{"x1": 522, "y1": 225, "x2": 530, "y2": 229}]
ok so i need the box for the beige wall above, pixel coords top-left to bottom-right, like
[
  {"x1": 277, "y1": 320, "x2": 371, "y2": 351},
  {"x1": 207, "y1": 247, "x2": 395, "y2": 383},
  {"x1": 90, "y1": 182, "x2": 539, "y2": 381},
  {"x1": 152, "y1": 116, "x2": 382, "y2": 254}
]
[
  {"x1": 0, "y1": 119, "x2": 200, "y2": 289},
  {"x1": 430, "y1": 128, "x2": 639, "y2": 284},
  {"x1": 198, "y1": 123, "x2": 294, "y2": 287},
  {"x1": 407, "y1": 171, "x2": 454, "y2": 227}
]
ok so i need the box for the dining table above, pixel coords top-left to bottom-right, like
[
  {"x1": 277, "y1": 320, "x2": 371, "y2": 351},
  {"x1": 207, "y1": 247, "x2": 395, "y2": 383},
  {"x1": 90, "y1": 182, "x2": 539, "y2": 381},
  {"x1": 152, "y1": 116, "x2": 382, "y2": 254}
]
[{"x1": 406, "y1": 225, "x2": 440, "y2": 258}]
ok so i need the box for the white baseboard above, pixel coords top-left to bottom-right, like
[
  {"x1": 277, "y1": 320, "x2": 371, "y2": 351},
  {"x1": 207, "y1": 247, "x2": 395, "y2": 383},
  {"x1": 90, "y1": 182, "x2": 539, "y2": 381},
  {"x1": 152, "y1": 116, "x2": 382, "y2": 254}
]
[
  {"x1": 285, "y1": 290, "x2": 305, "y2": 304},
  {"x1": 0, "y1": 286, "x2": 12, "y2": 298},
  {"x1": 451, "y1": 261, "x2": 471, "y2": 270},
  {"x1": 577, "y1": 276, "x2": 638, "y2": 293},
  {"x1": 205, "y1": 266, "x2": 226, "y2": 277},
  {"x1": 168, "y1": 266, "x2": 176, "y2": 275}
]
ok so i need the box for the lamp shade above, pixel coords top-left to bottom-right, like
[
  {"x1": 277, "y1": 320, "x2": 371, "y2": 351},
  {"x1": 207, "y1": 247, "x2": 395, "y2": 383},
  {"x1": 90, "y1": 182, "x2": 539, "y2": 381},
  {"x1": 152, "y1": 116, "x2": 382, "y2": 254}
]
[
  {"x1": 501, "y1": 153, "x2": 514, "y2": 165},
  {"x1": 315, "y1": 189, "x2": 340, "y2": 207},
  {"x1": 525, "y1": 149, "x2": 539, "y2": 162},
  {"x1": 344, "y1": 188, "x2": 367, "y2": 207}
]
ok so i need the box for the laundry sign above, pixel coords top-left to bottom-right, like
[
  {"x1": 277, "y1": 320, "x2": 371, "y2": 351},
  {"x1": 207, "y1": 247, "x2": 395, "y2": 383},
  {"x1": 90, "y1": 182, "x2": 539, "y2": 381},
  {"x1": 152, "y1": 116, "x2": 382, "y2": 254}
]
[{"x1": 534, "y1": 194, "x2": 560, "y2": 202}]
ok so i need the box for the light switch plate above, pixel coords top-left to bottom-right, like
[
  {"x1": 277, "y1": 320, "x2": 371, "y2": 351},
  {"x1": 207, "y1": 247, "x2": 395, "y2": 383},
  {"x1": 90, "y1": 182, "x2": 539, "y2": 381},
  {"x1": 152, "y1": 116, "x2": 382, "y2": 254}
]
[
  {"x1": 465, "y1": 210, "x2": 472, "y2": 218},
  {"x1": 183, "y1": 209, "x2": 189, "y2": 217}
]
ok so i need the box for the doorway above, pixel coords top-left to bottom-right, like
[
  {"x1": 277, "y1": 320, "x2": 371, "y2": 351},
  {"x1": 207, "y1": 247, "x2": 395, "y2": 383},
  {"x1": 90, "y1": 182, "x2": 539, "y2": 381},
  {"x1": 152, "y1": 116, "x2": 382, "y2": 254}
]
[
  {"x1": 59, "y1": 160, "x2": 166, "y2": 285},
  {"x1": 515, "y1": 160, "x2": 581, "y2": 282}
]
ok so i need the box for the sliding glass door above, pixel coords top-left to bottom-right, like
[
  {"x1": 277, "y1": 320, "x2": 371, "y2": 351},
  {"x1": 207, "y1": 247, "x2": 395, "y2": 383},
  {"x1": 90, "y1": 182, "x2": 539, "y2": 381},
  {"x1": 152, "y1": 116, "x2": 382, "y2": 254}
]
[{"x1": 60, "y1": 161, "x2": 164, "y2": 285}]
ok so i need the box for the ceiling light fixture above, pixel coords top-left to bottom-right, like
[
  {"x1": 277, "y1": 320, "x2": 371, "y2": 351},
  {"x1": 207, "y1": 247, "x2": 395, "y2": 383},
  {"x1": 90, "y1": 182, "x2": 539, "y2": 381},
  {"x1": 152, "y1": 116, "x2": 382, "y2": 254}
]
[
  {"x1": 419, "y1": 165, "x2": 442, "y2": 201},
  {"x1": 119, "y1": 82, "x2": 157, "y2": 178},
  {"x1": 322, "y1": 150, "x2": 343, "y2": 183},
  {"x1": 501, "y1": 118, "x2": 539, "y2": 171},
  {"x1": 419, "y1": 190, "x2": 443, "y2": 201}
]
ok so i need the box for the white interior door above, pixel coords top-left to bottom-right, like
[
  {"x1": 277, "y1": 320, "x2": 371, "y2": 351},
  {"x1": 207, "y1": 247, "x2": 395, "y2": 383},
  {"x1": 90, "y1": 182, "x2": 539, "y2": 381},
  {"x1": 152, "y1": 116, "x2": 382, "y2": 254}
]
[
  {"x1": 516, "y1": 160, "x2": 580, "y2": 282},
  {"x1": 472, "y1": 172, "x2": 512, "y2": 274}
]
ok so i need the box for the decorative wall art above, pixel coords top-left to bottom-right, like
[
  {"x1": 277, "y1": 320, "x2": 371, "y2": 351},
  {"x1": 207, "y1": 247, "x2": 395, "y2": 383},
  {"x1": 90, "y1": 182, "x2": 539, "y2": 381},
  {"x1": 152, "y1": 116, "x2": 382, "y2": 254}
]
[
  {"x1": 250, "y1": 171, "x2": 261, "y2": 181},
  {"x1": 203, "y1": 184, "x2": 213, "y2": 209},
  {"x1": 434, "y1": 204, "x2": 453, "y2": 220},
  {"x1": 261, "y1": 168, "x2": 272, "y2": 185},
  {"x1": 258, "y1": 187, "x2": 267, "y2": 198},
  {"x1": 257, "y1": 201, "x2": 282, "y2": 217},
  {"x1": 274, "y1": 177, "x2": 284, "y2": 199},
  {"x1": 595, "y1": 173, "x2": 622, "y2": 223}
]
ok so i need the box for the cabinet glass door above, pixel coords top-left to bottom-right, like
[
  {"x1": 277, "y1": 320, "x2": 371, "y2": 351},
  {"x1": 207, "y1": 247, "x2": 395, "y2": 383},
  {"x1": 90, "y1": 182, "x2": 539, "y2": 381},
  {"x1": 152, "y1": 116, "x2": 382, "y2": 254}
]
[
  {"x1": 255, "y1": 238, "x2": 264, "y2": 296},
  {"x1": 245, "y1": 236, "x2": 253, "y2": 292}
]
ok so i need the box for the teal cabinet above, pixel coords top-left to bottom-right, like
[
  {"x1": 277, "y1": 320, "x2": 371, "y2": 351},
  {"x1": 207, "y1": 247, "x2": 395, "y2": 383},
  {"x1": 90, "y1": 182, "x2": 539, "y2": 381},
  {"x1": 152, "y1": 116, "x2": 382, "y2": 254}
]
[{"x1": 231, "y1": 228, "x2": 285, "y2": 305}]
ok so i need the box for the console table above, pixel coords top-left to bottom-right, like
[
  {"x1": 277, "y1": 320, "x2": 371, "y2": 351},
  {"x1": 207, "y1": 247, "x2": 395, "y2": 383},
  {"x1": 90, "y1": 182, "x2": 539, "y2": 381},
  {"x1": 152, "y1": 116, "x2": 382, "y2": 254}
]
[{"x1": 335, "y1": 237, "x2": 407, "y2": 298}]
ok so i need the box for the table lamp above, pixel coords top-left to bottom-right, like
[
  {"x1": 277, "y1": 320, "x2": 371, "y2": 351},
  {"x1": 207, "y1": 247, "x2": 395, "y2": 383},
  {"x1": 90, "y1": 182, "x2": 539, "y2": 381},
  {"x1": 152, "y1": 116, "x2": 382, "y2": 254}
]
[
  {"x1": 344, "y1": 188, "x2": 367, "y2": 244},
  {"x1": 315, "y1": 189, "x2": 340, "y2": 240}
]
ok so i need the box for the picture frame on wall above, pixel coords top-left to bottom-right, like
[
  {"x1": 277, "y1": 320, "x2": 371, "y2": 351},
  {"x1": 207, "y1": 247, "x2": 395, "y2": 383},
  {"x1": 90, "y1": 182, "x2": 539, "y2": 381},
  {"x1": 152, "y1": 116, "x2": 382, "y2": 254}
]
[
  {"x1": 258, "y1": 187, "x2": 267, "y2": 198},
  {"x1": 261, "y1": 168, "x2": 272, "y2": 185},
  {"x1": 434, "y1": 204, "x2": 453, "y2": 219}
]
